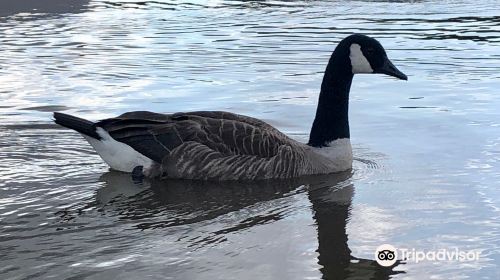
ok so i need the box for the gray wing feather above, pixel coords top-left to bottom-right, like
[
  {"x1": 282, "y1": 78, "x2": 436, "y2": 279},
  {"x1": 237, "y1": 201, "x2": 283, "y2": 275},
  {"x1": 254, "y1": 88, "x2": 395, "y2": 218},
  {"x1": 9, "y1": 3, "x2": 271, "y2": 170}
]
[
  {"x1": 162, "y1": 141, "x2": 307, "y2": 180},
  {"x1": 96, "y1": 110, "x2": 304, "y2": 179}
]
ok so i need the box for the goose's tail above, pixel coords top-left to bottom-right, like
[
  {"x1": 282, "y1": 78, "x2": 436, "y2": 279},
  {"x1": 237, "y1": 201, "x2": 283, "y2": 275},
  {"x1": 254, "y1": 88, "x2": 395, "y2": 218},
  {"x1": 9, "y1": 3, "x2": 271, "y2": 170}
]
[{"x1": 53, "y1": 112, "x2": 101, "y2": 140}]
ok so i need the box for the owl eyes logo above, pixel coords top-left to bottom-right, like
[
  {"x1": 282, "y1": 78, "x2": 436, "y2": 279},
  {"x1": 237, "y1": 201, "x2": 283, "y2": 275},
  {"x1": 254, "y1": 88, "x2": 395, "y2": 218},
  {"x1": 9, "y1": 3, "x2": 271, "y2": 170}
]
[
  {"x1": 378, "y1": 249, "x2": 395, "y2": 261},
  {"x1": 375, "y1": 244, "x2": 398, "y2": 266}
]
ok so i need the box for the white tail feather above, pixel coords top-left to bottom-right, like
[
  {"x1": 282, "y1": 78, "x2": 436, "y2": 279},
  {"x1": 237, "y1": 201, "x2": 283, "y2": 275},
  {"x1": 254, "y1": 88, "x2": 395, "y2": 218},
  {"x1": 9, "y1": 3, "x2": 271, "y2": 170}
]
[{"x1": 83, "y1": 127, "x2": 154, "y2": 172}]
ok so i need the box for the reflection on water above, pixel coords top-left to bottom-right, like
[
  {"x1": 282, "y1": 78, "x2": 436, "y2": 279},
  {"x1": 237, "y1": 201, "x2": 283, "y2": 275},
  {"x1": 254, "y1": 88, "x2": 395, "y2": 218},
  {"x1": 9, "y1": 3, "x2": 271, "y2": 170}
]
[
  {"x1": 1, "y1": 0, "x2": 500, "y2": 279},
  {"x1": 90, "y1": 171, "x2": 402, "y2": 279}
]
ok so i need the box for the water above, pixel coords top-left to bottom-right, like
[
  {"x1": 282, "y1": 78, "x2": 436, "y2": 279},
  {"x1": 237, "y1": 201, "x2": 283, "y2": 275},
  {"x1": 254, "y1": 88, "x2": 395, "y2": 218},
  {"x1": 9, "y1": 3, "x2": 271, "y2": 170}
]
[{"x1": 1, "y1": 0, "x2": 499, "y2": 279}]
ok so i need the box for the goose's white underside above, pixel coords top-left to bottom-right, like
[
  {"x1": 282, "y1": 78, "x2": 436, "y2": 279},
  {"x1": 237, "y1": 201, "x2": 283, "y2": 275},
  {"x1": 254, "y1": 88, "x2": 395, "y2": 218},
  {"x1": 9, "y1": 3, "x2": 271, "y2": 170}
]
[{"x1": 83, "y1": 127, "x2": 153, "y2": 172}]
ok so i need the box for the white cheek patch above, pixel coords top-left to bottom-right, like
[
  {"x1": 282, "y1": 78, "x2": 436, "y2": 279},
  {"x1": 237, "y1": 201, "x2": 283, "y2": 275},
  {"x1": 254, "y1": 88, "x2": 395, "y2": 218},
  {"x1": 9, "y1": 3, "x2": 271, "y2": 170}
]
[{"x1": 349, "y1": 43, "x2": 373, "y2": 74}]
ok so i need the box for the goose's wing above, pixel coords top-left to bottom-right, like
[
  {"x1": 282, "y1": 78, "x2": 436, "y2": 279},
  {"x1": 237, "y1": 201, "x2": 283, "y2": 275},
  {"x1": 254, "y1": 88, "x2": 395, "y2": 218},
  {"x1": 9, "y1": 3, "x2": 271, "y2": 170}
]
[
  {"x1": 175, "y1": 111, "x2": 287, "y2": 137},
  {"x1": 97, "y1": 111, "x2": 298, "y2": 165}
]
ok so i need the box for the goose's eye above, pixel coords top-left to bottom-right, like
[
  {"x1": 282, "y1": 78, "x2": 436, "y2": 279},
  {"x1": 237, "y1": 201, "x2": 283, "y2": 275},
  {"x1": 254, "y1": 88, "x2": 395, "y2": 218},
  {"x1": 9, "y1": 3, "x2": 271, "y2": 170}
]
[{"x1": 365, "y1": 48, "x2": 375, "y2": 55}]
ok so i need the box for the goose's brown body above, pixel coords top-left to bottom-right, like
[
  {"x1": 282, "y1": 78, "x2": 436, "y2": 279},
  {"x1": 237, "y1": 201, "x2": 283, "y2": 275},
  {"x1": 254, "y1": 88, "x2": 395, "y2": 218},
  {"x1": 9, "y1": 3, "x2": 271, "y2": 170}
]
[{"x1": 97, "y1": 111, "x2": 344, "y2": 180}]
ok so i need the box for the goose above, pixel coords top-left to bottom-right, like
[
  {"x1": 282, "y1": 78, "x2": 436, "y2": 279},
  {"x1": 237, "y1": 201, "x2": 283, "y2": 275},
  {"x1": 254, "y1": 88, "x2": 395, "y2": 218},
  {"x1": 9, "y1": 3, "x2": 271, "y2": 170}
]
[{"x1": 54, "y1": 34, "x2": 407, "y2": 181}]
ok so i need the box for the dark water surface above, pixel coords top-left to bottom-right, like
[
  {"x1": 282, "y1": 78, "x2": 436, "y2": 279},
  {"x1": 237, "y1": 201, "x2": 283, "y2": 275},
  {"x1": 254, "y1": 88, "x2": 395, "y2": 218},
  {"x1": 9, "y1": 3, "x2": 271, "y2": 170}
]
[{"x1": 1, "y1": 0, "x2": 499, "y2": 279}]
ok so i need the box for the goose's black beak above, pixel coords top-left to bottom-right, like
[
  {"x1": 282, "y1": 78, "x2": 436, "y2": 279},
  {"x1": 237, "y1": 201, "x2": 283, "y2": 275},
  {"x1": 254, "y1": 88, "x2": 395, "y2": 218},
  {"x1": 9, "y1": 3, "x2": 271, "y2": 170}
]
[{"x1": 375, "y1": 57, "x2": 407, "y2": 80}]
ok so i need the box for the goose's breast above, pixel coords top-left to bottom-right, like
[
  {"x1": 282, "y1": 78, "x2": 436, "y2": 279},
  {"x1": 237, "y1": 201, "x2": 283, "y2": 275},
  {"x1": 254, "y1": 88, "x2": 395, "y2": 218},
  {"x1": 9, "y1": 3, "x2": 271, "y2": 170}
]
[{"x1": 307, "y1": 138, "x2": 353, "y2": 173}]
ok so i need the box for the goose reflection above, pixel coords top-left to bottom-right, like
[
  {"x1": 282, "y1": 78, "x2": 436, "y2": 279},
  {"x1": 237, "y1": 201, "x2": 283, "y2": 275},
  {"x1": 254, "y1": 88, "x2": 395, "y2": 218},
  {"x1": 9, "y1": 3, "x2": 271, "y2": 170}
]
[
  {"x1": 96, "y1": 172, "x2": 403, "y2": 279},
  {"x1": 308, "y1": 178, "x2": 403, "y2": 279}
]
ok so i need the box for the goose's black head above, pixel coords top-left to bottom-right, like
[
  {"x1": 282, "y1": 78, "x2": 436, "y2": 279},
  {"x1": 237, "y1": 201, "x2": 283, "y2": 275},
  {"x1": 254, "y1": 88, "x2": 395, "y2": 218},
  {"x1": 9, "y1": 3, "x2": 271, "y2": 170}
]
[
  {"x1": 342, "y1": 34, "x2": 407, "y2": 80},
  {"x1": 309, "y1": 34, "x2": 407, "y2": 147}
]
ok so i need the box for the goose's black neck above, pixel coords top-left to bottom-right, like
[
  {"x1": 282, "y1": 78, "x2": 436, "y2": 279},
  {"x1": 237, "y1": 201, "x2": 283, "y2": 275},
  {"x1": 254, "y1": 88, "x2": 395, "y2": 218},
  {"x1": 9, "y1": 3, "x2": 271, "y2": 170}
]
[{"x1": 308, "y1": 41, "x2": 354, "y2": 147}]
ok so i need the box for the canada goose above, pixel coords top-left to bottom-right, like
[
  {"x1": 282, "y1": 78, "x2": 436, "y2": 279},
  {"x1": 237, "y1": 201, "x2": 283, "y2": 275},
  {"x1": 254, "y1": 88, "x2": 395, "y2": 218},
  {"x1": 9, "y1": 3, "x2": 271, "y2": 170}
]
[{"x1": 54, "y1": 34, "x2": 407, "y2": 180}]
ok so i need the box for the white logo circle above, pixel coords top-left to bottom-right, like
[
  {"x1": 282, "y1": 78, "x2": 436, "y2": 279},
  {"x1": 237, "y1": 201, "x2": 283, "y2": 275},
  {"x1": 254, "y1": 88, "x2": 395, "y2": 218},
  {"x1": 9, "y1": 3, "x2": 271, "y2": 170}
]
[{"x1": 375, "y1": 244, "x2": 398, "y2": 267}]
